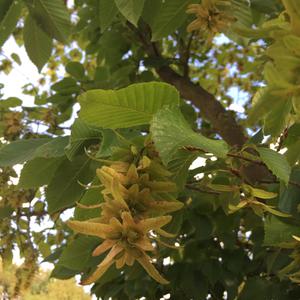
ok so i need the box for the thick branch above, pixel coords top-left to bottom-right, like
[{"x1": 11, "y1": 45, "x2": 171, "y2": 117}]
[{"x1": 155, "y1": 65, "x2": 247, "y2": 146}]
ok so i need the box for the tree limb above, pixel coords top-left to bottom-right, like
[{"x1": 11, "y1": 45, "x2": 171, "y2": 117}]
[
  {"x1": 155, "y1": 65, "x2": 247, "y2": 146},
  {"x1": 127, "y1": 22, "x2": 247, "y2": 147}
]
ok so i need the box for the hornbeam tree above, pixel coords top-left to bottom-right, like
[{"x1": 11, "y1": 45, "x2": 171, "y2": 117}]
[{"x1": 1, "y1": 0, "x2": 300, "y2": 299}]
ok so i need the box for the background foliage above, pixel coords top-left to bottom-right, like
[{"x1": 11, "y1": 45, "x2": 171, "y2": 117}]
[{"x1": 0, "y1": 262, "x2": 90, "y2": 299}]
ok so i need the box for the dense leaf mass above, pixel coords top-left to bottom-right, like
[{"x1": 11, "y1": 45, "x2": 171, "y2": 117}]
[{"x1": 2, "y1": 0, "x2": 300, "y2": 299}]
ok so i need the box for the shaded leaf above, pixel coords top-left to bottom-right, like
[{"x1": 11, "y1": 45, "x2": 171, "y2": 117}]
[
  {"x1": 23, "y1": 15, "x2": 53, "y2": 72},
  {"x1": 239, "y1": 277, "x2": 272, "y2": 300},
  {"x1": 0, "y1": 206, "x2": 13, "y2": 219},
  {"x1": 25, "y1": 0, "x2": 71, "y2": 43},
  {"x1": 168, "y1": 150, "x2": 198, "y2": 190},
  {"x1": 114, "y1": 0, "x2": 145, "y2": 26},
  {"x1": 248, "y1": 88, "x2": 283, "y2": 125},
  {"x1": 96, "y1": 129, "x2": 140, "y2": 158},
  {"x1": 74, "y1": 178, "x2": 103, "y2": 221},
  {"x1": 99, "y1": 0, "x2": 118, "y2": 32},
  {"x1": 19, "y1": 157, "x2": 64, "y2": 188},
  {"x1": 51, "y1": 265, "x2": 78, "y2": 279},
  {"x1": 65, "y1": 62, "x2": 85, "y2": 80},
  {"x1": 0, "y1": 0, "x2": 23, "y2": 47},
  {"x1": 264, "y1": 98, "x2": 292, "y2": 137},
  {"x1": 151, "y1": 106, "x2": 228, "y2": 165},
  {"x1": 148, "y1": 0, "x2": 193, "y2": 41},
  {"x1": 258, "y1": 147, "x2": 291, "y2": 184},
  {"x1": 51, "y1": 77, "x2": 80, "y2": 95},
  {"x1": 58, "y1": 236, "x2": 100, "y2": 271},
  {"x1": 0, "y1": 138, "x2": 51, "y2": 167},
  {"x1": 65, "y1": 119, "x2": 102, "y2": 160},
  {"x1": 264, "y1": 216, "x2": 300, "y2": 246},
  {"x1": 279, "y1": 167, "x2": 300, "y2": 215},
  {"x1": 34, "y1": 136, "x2": 69, "y2": 158},
  {"x1": 46, "y1": 156, "x2": 96, "y2": 213}
]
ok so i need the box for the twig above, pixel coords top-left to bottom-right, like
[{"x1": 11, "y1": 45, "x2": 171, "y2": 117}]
[
  {"x1": 227, "y1": 153, "x2": 264, "y2": 165},
  {"x1": 186, "y1": 184, "x2": 220, "y2": 195},
  {"x1": 260, "y1": 179, "x2": 300, "y2": 189},
  {"x1": 277, "y1": 127, "x2": 289, "y2": 152}
]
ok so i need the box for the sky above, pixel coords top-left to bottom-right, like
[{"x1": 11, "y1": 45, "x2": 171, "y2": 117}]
[{"x1": 1, "y1": 38, "x2": 41, "y2": 105}]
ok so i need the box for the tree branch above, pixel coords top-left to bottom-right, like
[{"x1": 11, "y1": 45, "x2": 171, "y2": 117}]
[
  {"x1": 127, "y1": 22, "x2": 247, "y2": 147},
  {"x1": 177, "y1": 33, "x2": 194, "y2": 78},
  {"x1": 155, "y1": 65, "x2": 247, "y2": 146}
]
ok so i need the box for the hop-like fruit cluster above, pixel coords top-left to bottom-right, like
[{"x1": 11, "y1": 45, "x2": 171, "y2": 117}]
[
  {"x1": 67, "y1": 140, "x2": 183, "y2": 285},
  {"x1": 11, "y1": 245, "x2": 38, "y2": 298},
  {"x1": 3, "y1": 111, "x2": 23, "y2": 140},
  {"x1": 186, "y1": 0, "x2": 235, "y2": 43}
]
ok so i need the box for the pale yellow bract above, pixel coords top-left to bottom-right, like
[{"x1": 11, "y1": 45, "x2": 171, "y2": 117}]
[
  {"x1": 67, "y1": 212, "x2": 172, "y2": 285},
  {"x1": 67, "y1": 142, "x2": 184, "y2": 285}
]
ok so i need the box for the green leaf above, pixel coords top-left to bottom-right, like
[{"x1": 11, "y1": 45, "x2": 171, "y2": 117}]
[
  {"x1": 38, "y1": 241, "x2": 51, "y2": 258},
  {"x1": 148, "y1": 0, "x2": 193, "y2": 41},
  {"x1": 258, "y1": 147, "x2": 291, "y2": 185},
  {"x1": 11, "y1": 53, "x2": 21, "y2": 65},
  {"x1": 58, "y1": 236, "x2": 100, "y2": 271},
  {"x1": 65, "y1": 119, "x2": 102, "y2": 160},
  {"x1": 264, "y1": 98, "x2": 292, "y2": 137},
  {"x1": 251, "y1": 0, "x2": 280, "y2": 14},
  {"x1": 23, "y1": 15, "x2": 53, "y2": 72},
  {"x1": 97, "y1": 129, "x2": 120, "y2": 158},
  {"x1": 46, "y1": 156, "x2": 96, "y2": 213},
  {"x1": 0, "y1": 0, "x2": 12, "y2": 23},
  {"x1": 247, "y1": 88, "x2": 283, "y2": 125},
  {"x1": 151, "y1": 106, "x2": 228, "y2": 165},
  {"x1": 19, "y1": 157, "x2": 63, "y2": 188},
  {"x1": 264, "y1": 216, "x2": 300, "y2": 246},
  {"x1": 238, "y1": 277, "x2": 272, "y2": 300},
  {"x1": 25, "y1": 0, "x2": 71, "y2": 43},
  {"x1": 278, "y1": 167, "x2": 300, "y2": 215},
  {"x1": 51, "y1": 265, "x2": 78, "y2": 279},
  {"x1": 33, "y1": 136, "x2": 69, "y2": 158},
  {"x1": 142, "y1": 0, "x2": 162, "y2": 26},
  {"x1": 190, "y1": 213, "x2": 214, "y2": 240},
  {"x1": 99, "y1": 0, "x2": 118, "y2": 32},
  {"x1": 51, "y1": 77, "x2": 80, "y2": 95},
  {"x1": 0, "y1": 97, "x2": 22, "y2": 108},
  {"x1": 0, "y1": 138, "x2": 51, "y2": 167},
  {"x1": 286, "y1": 140, "x2": 300, "y2": 166},
  {"x1": 168, "y1": 150, "x2": 198, "y2": 190},
  {"x1": 65, "y1": 62, "x2": 85, "y2": 80},
  {"x1": 0, "y1": 0, "x2": 23, "y2": 47},
  {"x1": 114, "y1": 0, "x2": 145, "y2": 26},
  {"x1": 0, "y1": 206, "x2": 13, "y2": 219},
  {"x1": 96, "y1": 129, "x2": 139, "y2": 158},
  {"x1": 43, "y1": 247, "x2": 63, "y2": 263},
  {"x1": 74, "y1": 178, "x2": 103, "y2": 221},
  {"x1": 46, "y1": 93, "x2": 71, "y2": 104},
  {"x1": 264, "y1": 62, "x2": 294, "y2": 89},
  {"x1": 96, "y1": 29, "x2": 129, "y2": 68},
  {"x1": 79, "y1": 82, "x2": 180, "y2": 129}
]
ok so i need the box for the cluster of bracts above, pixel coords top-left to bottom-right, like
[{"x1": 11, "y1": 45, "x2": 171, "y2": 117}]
[{"x1": 68, "y1": 139, "x2": 183, "y2": 285}]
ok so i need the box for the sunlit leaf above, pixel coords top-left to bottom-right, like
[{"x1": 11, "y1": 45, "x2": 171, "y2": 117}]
[{"x1": 79, "y1": 82, "x2": 180, "y2": 129}]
